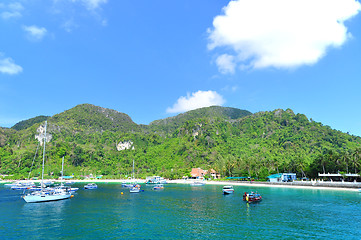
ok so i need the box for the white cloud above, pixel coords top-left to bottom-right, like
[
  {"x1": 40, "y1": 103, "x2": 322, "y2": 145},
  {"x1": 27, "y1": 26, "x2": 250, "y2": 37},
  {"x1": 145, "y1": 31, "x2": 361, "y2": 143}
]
[
  {"x1": 0, "y1": 2, "x2": 23, "y2": 20},
  {"x1": 23, "y1": 25, "x2": 47, "y2": 41},
  {"x1": 167, "y1": 90, "x2": 226, "y2": 113},
  {"x1": 222, "y1": 85, "x2": 239, "y2": 92},
  {"x1": 61, "y1": 18, "x2": 79, "y2": 32},
  {"x1": 208, "y1": 0, "x2": 361, "y2": 71},
  {"x1": 71, "y1": 0, "x2": 107, "y2": 11},
  {"x1": 216, "y1": 54, "x2": 236, "y2": 74},
  {"x1": 0, "y1": 54, "x2": 23, "y2": 75}
]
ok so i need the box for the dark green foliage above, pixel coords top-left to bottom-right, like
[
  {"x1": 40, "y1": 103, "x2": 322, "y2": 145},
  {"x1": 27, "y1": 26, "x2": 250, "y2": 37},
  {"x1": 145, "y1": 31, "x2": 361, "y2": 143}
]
[
  {"x1": 11, "y1": 116, "x2": 49, "y2": 131},
  {"x1": 149, "y1": 106, "x2": 252, "y2": 135},
  {"x1": 1, "y1": 105, "x2": 360, "y2": 180}
]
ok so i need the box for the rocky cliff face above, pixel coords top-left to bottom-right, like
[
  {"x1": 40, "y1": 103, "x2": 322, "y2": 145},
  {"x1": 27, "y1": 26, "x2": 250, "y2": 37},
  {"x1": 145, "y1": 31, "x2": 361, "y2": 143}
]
[
  {"x1": 35, "y1": 124, "x2": 52, "y2": 145},
  {"x1": 117, "y1": 140, "x2": 134, "y2": 151}
]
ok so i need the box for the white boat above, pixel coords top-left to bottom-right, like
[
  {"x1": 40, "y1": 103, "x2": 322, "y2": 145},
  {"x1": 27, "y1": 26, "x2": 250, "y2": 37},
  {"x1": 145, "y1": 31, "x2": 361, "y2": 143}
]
[
  {"x1": 124, "y1": 159, "x2": 139, "y2": 188},
  {"x1": 153, "y1": 184, "x2": 164, "y2": 190},
  {"x1": 190, "y1": 181, "x2": 206, "y2": 186},
  {"x1": 69, "y1": 187, "x2": 79, "y2": 193},
  {"x1": 23, "y1": 121, "x2": 73, "y2": 203},
  {"x1": 84, "y1": 183, "x2": 97, "y2": 189},
  {"x1": 222, "y1": 185, "x2": 234, "y2": 195},
  {"x1": 146, "y1": 176, "x2": 167, "y2": 184},
  {"x1": 11, "y1": 184, "x2": 34, "y2": 190},
  {"x1": 130, "y1": 186, "x2": 141, "y2": 193},
  {"x1": 5, "y1": 180, "x2": 35, "y2": 188}
]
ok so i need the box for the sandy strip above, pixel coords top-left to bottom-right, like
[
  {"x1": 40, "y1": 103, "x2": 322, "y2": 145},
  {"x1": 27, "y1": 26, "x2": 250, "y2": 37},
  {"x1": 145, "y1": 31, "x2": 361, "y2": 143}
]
[{"x1": 168, "y1": 180, "x2": 360, "y2": 192}]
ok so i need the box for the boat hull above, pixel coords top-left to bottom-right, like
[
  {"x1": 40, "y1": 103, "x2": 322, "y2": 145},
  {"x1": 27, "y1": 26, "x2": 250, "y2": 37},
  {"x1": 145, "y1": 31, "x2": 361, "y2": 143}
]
[
  {"x1": 190, "y1": 182, "x2": 205, "y2": 186},
  {"x1": 243, "y1": 192, "x2": 262, "y2": 203},
  {"x1": 222, "y1": 190, "x2": 234, "y2": 195},
  {"x1": 23, "y1": 193, "x2": 72, "y2": 203}
]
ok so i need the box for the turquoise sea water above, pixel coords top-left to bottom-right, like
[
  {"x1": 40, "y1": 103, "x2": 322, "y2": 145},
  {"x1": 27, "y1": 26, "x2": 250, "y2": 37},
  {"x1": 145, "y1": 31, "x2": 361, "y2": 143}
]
[{"x1": 1, "y1": 183, "x2": 361, "y2": 239}]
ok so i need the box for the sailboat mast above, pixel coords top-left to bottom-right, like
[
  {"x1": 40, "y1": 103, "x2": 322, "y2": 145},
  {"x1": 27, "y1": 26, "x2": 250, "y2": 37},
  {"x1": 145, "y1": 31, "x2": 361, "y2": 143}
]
[
  {"x1": 61, "y1": 156, "x2": 64, "y2": 183},
  {"x1": 41, "y1": 121, "x2": 47, "y2": 191},
  {"x1": 132, "y1": 159, "x2": 135, "y2": 180}
]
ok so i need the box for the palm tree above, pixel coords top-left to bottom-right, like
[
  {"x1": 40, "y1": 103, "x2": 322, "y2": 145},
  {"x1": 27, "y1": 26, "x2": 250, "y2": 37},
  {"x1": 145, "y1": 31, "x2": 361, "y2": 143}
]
[
  {"x1": 340, "y1": 151, "x2": 350, "y2": 173},
  {"x1": 351, "y1": 148, "x2": 361, "y2": 173}
]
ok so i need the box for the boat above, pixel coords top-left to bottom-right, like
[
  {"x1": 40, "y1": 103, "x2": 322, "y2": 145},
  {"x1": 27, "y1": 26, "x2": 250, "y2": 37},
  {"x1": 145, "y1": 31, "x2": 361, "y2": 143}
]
[
  {"x1": 84, "y1": 183, "x2": 97, "y2": 189},
  {"x1": 145, "y1": 176, "x2": 167, "y2": 184},
  {"x1": 222, "y1": 185, "x2": 234, "y2": 195},
  {"x1": 122, "y1": 182, "x2": 135, "y2": 188},
  {"x1": 5, "y1": 180, "x2": 35, "y2": 188},
  {"x1": 243, "y1": 192, "x2": 262, "y2": 203},
  {"x1": 23, "y1": 121, "x2": 73, "y2": 203},
  {"x1": 11, "y1": 181, "x2": 36, "y2": 190},
  {"x1": 130, "y1": 184, "x2": 143, "y2": 193},
  {"x1": 190, "y1": 181, "x2": 206, "y2": 186},
  {"x1": 153, "y1": 184, "x2": 164, "y2": 190},
  {"x1": 123, "y1": 159, "x2": 139, "y2": 188}
]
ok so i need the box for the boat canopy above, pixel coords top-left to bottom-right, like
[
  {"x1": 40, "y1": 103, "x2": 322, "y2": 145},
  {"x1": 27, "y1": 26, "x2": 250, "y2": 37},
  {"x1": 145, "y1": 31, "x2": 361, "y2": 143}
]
[{"x1": 266, "y1": 173, "x2": 282, "y2": 179}]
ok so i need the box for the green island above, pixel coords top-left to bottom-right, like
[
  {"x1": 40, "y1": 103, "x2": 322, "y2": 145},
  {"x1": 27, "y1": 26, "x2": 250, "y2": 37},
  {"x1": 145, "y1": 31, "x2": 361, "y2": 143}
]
[{"x1": 1, "y1": 104, "x2": 360, "y2": 181}]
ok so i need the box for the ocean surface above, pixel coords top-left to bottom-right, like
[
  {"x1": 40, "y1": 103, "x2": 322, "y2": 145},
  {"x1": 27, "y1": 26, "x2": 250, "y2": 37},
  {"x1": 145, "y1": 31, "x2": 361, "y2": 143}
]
[{"x1": 1, "y1": 183, "x2": 361, "y2": 240}]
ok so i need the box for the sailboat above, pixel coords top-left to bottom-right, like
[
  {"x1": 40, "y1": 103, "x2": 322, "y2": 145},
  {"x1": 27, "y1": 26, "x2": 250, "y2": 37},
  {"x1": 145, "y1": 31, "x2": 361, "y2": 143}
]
[
  {"x1": 129, "y1": 159, "x2": 143, "y2": 193},
  {"x1": 23, "y1": 121, "x2": 73, "y2": 203},
  {"x1": 54, "y1": 156, "x2": 79, "y2": 193}
]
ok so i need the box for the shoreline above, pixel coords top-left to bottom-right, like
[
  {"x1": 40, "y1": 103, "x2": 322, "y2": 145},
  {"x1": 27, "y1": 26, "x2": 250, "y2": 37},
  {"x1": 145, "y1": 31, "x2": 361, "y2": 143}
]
[{"x1": 1, "y1": 179, "x2": 360, "y2": 192}]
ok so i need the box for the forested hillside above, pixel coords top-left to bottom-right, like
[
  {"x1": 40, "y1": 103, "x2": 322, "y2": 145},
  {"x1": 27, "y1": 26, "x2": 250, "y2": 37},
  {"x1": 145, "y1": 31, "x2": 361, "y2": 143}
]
[{"x1": 0, "y1": 104, "x2": 360, "y2": 180}]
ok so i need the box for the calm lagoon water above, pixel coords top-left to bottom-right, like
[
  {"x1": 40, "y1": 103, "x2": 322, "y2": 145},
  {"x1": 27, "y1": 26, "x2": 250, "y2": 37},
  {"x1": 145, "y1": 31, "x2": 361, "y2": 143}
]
[{"x1": 1, "y1": 183, "x2": 361, "y2": 239}]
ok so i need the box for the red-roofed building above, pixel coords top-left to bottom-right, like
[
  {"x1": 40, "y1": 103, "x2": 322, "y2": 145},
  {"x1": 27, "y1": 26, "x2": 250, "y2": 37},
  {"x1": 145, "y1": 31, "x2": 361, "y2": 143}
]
[
  {"x1": 190, "y1": 168, "x2": 207, "y2": 179},
  {"x1": 190, "y1": 168, "x2": 220, "y2": 179}
]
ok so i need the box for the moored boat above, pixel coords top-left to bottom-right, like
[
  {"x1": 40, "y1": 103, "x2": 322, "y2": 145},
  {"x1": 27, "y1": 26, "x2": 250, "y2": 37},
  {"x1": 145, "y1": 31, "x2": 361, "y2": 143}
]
[
  {"x1": 145, "y1": 176, "x2": 167, "y2": 184},
  {"x1": 130, "y1": 184, "x2": 142, "y2": 193},
  {"x1": 190, "y1": 181, "x2": 205, "y2": 186},
  {"x1": 153, "y1": 184, "x2": 164, "y2": 190},
  {"x1": 84, "y1": 183, "x2": 97, "y2": 189},
  {"x1": 243, "y1": 192, "x2": 262, "y2": 203},
  {"x1": 222, "y1": 185, "x2": 234, "y2": 195},
  {"x1": 22, "y1": 121, "x2": 73, "y2": 203}
]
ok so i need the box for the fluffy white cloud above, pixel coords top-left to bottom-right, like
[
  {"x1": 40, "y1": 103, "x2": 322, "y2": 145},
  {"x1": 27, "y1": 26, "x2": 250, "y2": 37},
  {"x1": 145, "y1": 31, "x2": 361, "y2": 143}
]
[
  {"x1": 167, "y1": 90, "x2": 226, "y2": 113},
  {"x1": 216, "y1": 54, "x2": 236, "y2": 74},
  {"x1": 0, "y1": 54, "x2": 23, "y2": 75},
  {"x1": 208, "y1": 0, "x2": 361, "y2": 71},
  {"x1": 23, "y1": 25, "x2": 47, "y2": 41},
  {"x1": 0, "y1": 2, "x2": 23, "y2": 20}
]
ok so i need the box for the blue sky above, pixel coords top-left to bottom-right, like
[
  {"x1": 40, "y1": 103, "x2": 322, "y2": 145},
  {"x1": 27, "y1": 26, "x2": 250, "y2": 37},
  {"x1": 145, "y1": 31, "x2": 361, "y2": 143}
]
[{"x1": 1, "y1": 0, "x2": 361, "y2": 137}]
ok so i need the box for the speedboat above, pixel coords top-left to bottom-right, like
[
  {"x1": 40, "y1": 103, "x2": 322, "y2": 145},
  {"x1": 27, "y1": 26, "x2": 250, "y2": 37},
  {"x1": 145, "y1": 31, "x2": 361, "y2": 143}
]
[
  {"x1": 84, "y1": 183, "x2": 97, "y2": 189},
  {"x1": 243, "y1": 192, "x2": 262, "y2": 203},
  {"x1": 122, "y1": 182, "x2": 136, "y2": 188},
  {"x1": 130, "y1": 184, "x2": 143, "y2": 193},
  {"x1": 190, "y1": 181, "x2": 205, "y2": 186},
  {"x1": 153, "y1": 184, "x2": 164, "y2": 190},
  {"x1": 222, "y1": 185, "x2": 234, "y2": 195},
  {"x1": 54, "y1": 185, "x2": 79, "y2": 193}
]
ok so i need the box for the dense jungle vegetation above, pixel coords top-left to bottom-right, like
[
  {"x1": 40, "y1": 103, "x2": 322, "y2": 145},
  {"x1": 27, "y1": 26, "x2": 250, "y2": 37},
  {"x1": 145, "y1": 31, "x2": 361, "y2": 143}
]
[{"x1": 0, "y1": 104, "x2": 360, "y2": 180}]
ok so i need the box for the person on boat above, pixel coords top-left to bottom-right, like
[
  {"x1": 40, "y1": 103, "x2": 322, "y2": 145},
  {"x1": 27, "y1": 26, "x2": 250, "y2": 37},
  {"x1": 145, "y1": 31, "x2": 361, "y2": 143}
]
[{"x1": 243, "y1": 192, "x2": 247, "y2": 201}]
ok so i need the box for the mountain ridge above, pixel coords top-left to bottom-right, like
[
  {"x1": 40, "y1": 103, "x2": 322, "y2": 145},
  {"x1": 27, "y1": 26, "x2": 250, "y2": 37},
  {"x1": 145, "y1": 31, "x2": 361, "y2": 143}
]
[{"x1": 1, "y1": 103, "x2": 360, "y2": 181}]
